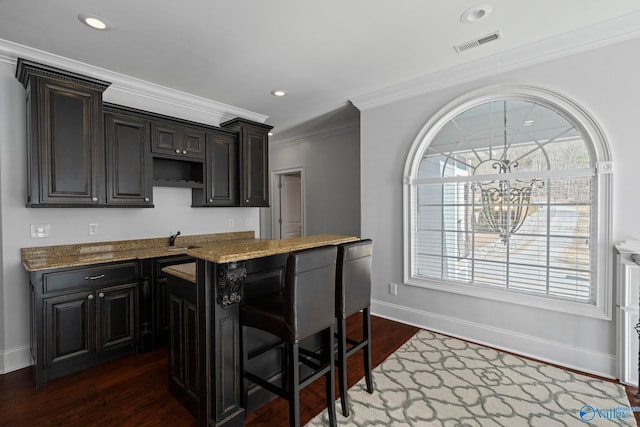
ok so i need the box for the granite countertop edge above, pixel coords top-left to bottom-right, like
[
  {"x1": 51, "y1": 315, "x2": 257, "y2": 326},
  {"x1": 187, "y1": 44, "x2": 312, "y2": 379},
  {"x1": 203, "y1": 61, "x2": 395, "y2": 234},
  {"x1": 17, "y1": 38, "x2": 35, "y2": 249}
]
[{"x1": 22, "y1": 233, "x2": 359, "y2": 272}]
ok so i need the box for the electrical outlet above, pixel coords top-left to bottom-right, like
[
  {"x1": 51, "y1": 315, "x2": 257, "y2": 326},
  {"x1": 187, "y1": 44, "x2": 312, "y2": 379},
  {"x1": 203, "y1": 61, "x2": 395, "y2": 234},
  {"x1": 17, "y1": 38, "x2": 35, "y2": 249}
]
[
  {"x1": 88, "y1": 223, "x2": 98, "y2": 236},
  {"x1": 30, "y1": 224, "x2": 50, "y2": 238},
  {"x1": 389, "y1": 283, "x2": 398, "y2": 295},
  {"x1": 228, "y1": 219, "x2": 235, "y2": 228}
]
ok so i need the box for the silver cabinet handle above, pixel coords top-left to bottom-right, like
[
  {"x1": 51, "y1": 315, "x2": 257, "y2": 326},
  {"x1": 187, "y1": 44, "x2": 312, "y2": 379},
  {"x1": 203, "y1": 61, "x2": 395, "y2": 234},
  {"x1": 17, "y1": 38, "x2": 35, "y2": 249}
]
[
  {"x1": 209, "y1": 198, "x2": 213, "y2": 202},
  {"x1": 175, "y1": 149, "x2": 180, "y2": 154},
  {"x1": 84, "y1": 274, "x2": 105, "y2": 280},
  {"x1": 91, "y1": 197, "x2": 98, "y2": 202},
  {"x1": 98, "y1": 292, "x2": 105, "y2": 298},
  {"x1": 144, "y1": 197, "x2": 150, "y2": 202},
  {"x1": 182, "y1": 150, "x2": 187, "y2": 154},
  {"x1": 88, "y1": 294, "x2": 94, "y2": 300}
]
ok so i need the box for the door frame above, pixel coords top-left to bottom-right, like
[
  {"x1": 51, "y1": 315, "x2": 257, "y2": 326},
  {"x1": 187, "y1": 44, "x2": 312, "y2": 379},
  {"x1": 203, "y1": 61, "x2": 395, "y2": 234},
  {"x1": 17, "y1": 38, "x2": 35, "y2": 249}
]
[{"x1": 270, "y1": 167, "x2": 306, "y2": 239}]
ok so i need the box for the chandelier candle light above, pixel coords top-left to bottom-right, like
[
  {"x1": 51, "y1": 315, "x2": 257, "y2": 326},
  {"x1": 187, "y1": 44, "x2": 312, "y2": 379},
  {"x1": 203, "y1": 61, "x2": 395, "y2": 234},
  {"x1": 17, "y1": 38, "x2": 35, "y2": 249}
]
[{"x1": 474, "y1": 101, "x2": 544, "y2": 244}]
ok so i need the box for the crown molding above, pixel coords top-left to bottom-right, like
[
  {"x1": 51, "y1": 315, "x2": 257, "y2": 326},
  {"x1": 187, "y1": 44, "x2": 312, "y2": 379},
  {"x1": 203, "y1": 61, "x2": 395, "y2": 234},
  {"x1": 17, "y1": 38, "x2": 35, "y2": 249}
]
[
  {"x1": 350, "y1": 12, "x2": 640, "y2": 111},
  {"x1": 0, "y1": 39, "x2": 268, "y2": 126},
  {"x1": 270, "y1": 121, "x2": 359, "y2": 150}
]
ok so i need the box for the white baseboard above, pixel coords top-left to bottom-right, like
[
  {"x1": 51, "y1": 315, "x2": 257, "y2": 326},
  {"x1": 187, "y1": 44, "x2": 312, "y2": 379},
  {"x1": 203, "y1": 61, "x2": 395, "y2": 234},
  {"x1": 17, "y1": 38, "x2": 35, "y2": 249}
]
[
  {"x1": 371, "y1": 299, "x2": 618, "y2": 380},
  {"x1": 0, "y1": 345, "x2": 31, "y2": 374}
]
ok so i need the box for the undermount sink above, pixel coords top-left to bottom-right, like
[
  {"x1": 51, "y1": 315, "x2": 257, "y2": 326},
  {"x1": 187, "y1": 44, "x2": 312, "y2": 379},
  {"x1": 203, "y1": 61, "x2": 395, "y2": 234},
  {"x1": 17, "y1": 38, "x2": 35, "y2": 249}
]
[{"x1": 166, "y1": 245, "x2": 200, "y2": 251}]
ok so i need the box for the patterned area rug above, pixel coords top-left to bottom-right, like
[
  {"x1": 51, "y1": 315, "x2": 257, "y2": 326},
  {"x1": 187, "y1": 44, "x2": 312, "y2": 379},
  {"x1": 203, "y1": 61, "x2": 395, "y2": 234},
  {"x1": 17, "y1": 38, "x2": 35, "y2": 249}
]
[{"x1": 306, "y1": 330, "x2": 636, "y2": 426}]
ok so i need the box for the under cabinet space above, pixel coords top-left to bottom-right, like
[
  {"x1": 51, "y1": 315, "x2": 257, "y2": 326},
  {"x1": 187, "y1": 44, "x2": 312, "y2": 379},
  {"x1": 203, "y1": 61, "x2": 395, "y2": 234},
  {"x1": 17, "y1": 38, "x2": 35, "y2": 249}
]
[{"x1": 153, "y1": 157, "x2": 204, "y2": 188}]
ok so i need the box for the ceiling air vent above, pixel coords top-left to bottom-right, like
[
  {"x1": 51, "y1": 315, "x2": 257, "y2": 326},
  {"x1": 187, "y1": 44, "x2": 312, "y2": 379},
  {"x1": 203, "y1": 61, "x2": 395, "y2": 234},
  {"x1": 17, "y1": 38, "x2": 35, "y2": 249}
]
[{"x1": 454, "y1": 30, "x2": 502, "y2": 53}]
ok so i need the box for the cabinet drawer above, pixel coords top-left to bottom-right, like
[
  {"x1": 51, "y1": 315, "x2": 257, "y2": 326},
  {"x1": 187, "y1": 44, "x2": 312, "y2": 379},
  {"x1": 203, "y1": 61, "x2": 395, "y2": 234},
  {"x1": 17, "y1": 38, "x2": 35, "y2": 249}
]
[{"x1": 43, "y1": 262, "x2": 139, "y2": 293}]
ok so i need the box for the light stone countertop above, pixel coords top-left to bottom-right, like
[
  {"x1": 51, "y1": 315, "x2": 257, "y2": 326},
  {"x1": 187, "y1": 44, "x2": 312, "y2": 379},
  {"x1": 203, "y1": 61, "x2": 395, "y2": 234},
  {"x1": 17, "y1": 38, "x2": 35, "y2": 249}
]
[
  {"x1": 162, "y1": 262, "x2": 197, "y2": 284},
  {"x1": 187, "y1": 234, "x2": 358, "y2": 264},
  {"x1": 21, "y1": 231, "x2": 254, "y2": 272},
  {"x1": 21, "y1": 232, "x2": 358, "y2": 272}
]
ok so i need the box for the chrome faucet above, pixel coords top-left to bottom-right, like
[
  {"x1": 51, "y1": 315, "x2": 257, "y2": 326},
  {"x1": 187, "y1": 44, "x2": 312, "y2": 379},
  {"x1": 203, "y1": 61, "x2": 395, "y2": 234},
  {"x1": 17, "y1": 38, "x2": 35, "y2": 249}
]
[{"x1": 169, "y1": 231, "x2": 181, "y2": 246}]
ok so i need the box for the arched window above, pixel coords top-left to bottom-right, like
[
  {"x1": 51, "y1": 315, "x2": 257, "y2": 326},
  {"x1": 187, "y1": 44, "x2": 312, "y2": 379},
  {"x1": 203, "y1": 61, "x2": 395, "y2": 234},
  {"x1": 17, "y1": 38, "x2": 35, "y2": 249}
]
[{"x1": 403, "y1": 86, "x2": 612, "y2": 319}]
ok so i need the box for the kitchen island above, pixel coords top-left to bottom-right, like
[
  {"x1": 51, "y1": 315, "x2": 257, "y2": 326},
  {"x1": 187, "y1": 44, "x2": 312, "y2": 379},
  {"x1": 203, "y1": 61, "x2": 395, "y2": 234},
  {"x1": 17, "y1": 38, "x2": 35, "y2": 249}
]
[
  {"x1": 184, "y1": 234, "x2": 357, "y2": 427},
  {"x1": 22, "y1": 232, "x2": 357, "y2": 426}
]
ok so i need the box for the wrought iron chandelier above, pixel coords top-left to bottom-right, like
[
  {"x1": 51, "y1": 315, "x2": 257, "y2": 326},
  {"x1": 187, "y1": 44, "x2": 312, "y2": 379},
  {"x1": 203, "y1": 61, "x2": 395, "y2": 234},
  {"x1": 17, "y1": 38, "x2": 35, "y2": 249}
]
[{"x1": 474, "y1": 101, "x2": 543, "y2": 244}]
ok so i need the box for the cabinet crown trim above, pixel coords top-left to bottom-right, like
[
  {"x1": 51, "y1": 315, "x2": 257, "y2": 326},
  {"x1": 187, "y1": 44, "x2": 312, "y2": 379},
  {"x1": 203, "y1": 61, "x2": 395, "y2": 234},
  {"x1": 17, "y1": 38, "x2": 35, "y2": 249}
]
[{"x1": 16, "y1": 58, "x2": 111, "y2": 91}]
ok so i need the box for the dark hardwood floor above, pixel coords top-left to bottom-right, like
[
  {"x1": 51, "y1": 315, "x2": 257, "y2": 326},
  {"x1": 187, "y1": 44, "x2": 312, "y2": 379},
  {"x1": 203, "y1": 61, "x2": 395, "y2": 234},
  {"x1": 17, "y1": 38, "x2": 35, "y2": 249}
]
[
  {"x1": 0, "y1": 315, "x2": 418, "y2": 427},
  {"x1": 2, "y1": 315, "x2": 638, "y2": 426}
]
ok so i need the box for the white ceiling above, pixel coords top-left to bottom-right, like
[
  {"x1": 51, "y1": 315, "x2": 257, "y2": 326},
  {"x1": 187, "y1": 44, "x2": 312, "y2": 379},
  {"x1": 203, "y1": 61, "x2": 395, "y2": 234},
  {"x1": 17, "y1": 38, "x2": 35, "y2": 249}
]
[{"x1": 2, "y1": 1, "x2": 640, "y2": 139}]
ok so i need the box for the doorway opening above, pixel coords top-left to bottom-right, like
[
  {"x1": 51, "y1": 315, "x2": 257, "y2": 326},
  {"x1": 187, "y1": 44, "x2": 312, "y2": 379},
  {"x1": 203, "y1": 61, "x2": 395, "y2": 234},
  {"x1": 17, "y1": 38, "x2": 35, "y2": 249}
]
[{"x1": 272, "y1": 168, "x2": 305, "y2": 239}]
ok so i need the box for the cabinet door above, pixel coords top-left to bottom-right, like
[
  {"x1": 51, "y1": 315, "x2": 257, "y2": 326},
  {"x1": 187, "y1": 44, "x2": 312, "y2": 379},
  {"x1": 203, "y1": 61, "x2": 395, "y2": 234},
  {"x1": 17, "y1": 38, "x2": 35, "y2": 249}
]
[
  {"x1": 181, "y1": 127, "x2": 206, "y2": 159},
  {"x1": 44, "y1": 291, "x2": 94, "y2": 366},
  {"x1": 97, "y1": 283, "x2": 137, "y2": 353},
  {"x1": 35, "y1": 79, "x2": 104, "y2": 206},
  {"x1": 105, "y1": 112, "x2": 153, "y2": 206},
  {"x1": 153, "y1": 255, "x2": 194, "y2": 346},
  {"x1": 205, "y1": 131, "x2": 238, "y2": 206},
  {"x1": 240, "y1": 125, "x2": 269, "y2": 206},
  {"x1": 168, "y1": 281, "x2": 199, "y2": 417},
  {"x1": 151, "y1": 121, "x2": 181, "y2": 156}
]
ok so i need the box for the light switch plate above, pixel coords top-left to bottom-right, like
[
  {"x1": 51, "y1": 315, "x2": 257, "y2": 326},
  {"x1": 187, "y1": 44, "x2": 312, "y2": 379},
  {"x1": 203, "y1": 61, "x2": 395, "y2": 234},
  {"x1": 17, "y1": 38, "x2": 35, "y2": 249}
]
[
  {"x1": 389, "y1": 283, "x2": 398, "y2": 295},
  {"x1": 88, "y1": 223, "x2": 98, "y2": 236},
  {"x1": 30, "y1": 224, "x2": 50, "y2": 238}
]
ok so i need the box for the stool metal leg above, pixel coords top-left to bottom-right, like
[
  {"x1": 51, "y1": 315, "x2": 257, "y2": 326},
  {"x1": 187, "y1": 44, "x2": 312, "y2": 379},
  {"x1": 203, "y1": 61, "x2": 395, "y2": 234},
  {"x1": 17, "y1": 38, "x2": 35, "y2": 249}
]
[
  {"x1": 289, "y1": 341, "x2": 301, "y2": 427},
  {"x1": 336, "y1": 317, "x2": 349, "y2": 416},
  {"x1": 363, "y1": 307, "x2": 373, "y2": 394},
  {"x1": 325, "y1": 324, "x2": 337, "y2": 426}
]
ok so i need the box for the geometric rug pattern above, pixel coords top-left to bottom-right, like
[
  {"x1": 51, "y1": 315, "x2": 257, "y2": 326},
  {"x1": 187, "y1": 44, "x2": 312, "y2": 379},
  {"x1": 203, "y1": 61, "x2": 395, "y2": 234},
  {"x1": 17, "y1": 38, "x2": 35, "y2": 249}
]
[{"x1": 306, "y1": 330, "x2": 636, "y2": 426}]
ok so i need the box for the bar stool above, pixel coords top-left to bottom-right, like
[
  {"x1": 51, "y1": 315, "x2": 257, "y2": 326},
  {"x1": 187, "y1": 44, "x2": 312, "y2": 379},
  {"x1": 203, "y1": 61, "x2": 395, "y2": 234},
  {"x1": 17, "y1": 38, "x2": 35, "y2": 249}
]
[
  {"x1": 240, "y1": 246, "x2": 338, "y2": 427},
  {"x1": 335, "y1": 239, "x2": 373, "y2": 417}
]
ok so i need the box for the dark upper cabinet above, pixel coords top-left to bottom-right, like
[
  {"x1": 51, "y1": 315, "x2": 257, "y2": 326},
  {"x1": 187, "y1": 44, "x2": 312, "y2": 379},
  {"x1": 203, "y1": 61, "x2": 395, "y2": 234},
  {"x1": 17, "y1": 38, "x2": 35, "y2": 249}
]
[
  {"x1": 151, "y1": 122, "x2": 205, "y2": 159},
  {"x1": 104, "y1": 107, "x2": 153, "y2": 207},
  {"x1": 16, "y1": 59, "x2": 110, "y2": 207},
  {"x1": 192, "y1": 130, "x2": 239, "y2": 207},
  {"x1": 16, "y1": 60, "x2": 270, "y2": 209},
  {"x1": 221, "y1": 118, "x2": 272, "y2": 207}
]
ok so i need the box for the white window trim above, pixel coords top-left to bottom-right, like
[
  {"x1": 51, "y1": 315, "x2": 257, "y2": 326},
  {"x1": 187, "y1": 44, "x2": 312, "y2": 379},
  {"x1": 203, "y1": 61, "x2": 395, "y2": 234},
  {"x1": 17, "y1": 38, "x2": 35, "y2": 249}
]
[{"x1": 402, "y1": 84, "x2": 613, "y2": 320}]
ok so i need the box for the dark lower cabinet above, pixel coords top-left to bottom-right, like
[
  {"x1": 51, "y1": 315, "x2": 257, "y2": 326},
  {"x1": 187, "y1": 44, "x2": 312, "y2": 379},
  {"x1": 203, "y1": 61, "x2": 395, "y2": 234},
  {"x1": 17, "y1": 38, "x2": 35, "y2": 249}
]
[
  {"x1": 30, "y1": 261, "x2": 139, "y2": 387},
  {"x1": 44, "y1": 291, "x2": 94, "y2": 366},
  {"x1": 167, "y1": 275, "x2": 199, "y2": 417},
  {"x1": 151, "y1": 255, "x2": 194, "y2": 348},
  {"x1": 96, "y1": 283, "x2": 137, "y2": 352}
]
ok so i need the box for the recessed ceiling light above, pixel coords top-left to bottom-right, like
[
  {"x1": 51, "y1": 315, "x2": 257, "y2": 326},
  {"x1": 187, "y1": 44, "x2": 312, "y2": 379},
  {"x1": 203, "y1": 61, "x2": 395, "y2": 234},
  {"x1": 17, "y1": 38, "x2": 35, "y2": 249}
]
[
  {"x1": 460, "y1": 5, "x2": 493, "y2": 23},
  {"x1": 268, "y1": 132, "x2": 274, "y2": 136},
  {"x1": 271, "y1": 90, "x2": 287, "y2": 97},
  {"x1": 78, "y1": 14, "x2": 112, "y2": 31},
  {"x1": 523, "y1": 120, "x2": 535, "y2": 126}
]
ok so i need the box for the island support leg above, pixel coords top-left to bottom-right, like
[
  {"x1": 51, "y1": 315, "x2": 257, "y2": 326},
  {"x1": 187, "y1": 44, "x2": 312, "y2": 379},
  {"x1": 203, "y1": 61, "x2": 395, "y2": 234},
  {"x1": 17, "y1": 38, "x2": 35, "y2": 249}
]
[{"x1": 197, "y1": 259, "x2": 247, "y2": 427}]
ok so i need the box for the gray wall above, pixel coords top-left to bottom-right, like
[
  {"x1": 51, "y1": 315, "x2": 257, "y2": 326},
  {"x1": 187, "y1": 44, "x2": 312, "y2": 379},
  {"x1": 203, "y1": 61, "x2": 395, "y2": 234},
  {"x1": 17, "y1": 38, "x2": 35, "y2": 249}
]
[
  {"x1": 266, "y1": 124, "x2": 361, "y2": 239},
  {"x1": 361, "y1": 37, "x2": 640, "y2": 377}
]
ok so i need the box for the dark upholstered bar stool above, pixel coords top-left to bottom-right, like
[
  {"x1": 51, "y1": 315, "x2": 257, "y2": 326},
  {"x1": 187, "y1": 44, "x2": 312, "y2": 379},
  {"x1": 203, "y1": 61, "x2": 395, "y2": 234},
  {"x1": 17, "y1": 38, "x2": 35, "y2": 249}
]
[
  {"x1": 335, "y1": 239, "x2": 373, "y2": 417},
  {"x1": 240, "y1": 246, "x2": 338, "y2": 427}
]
